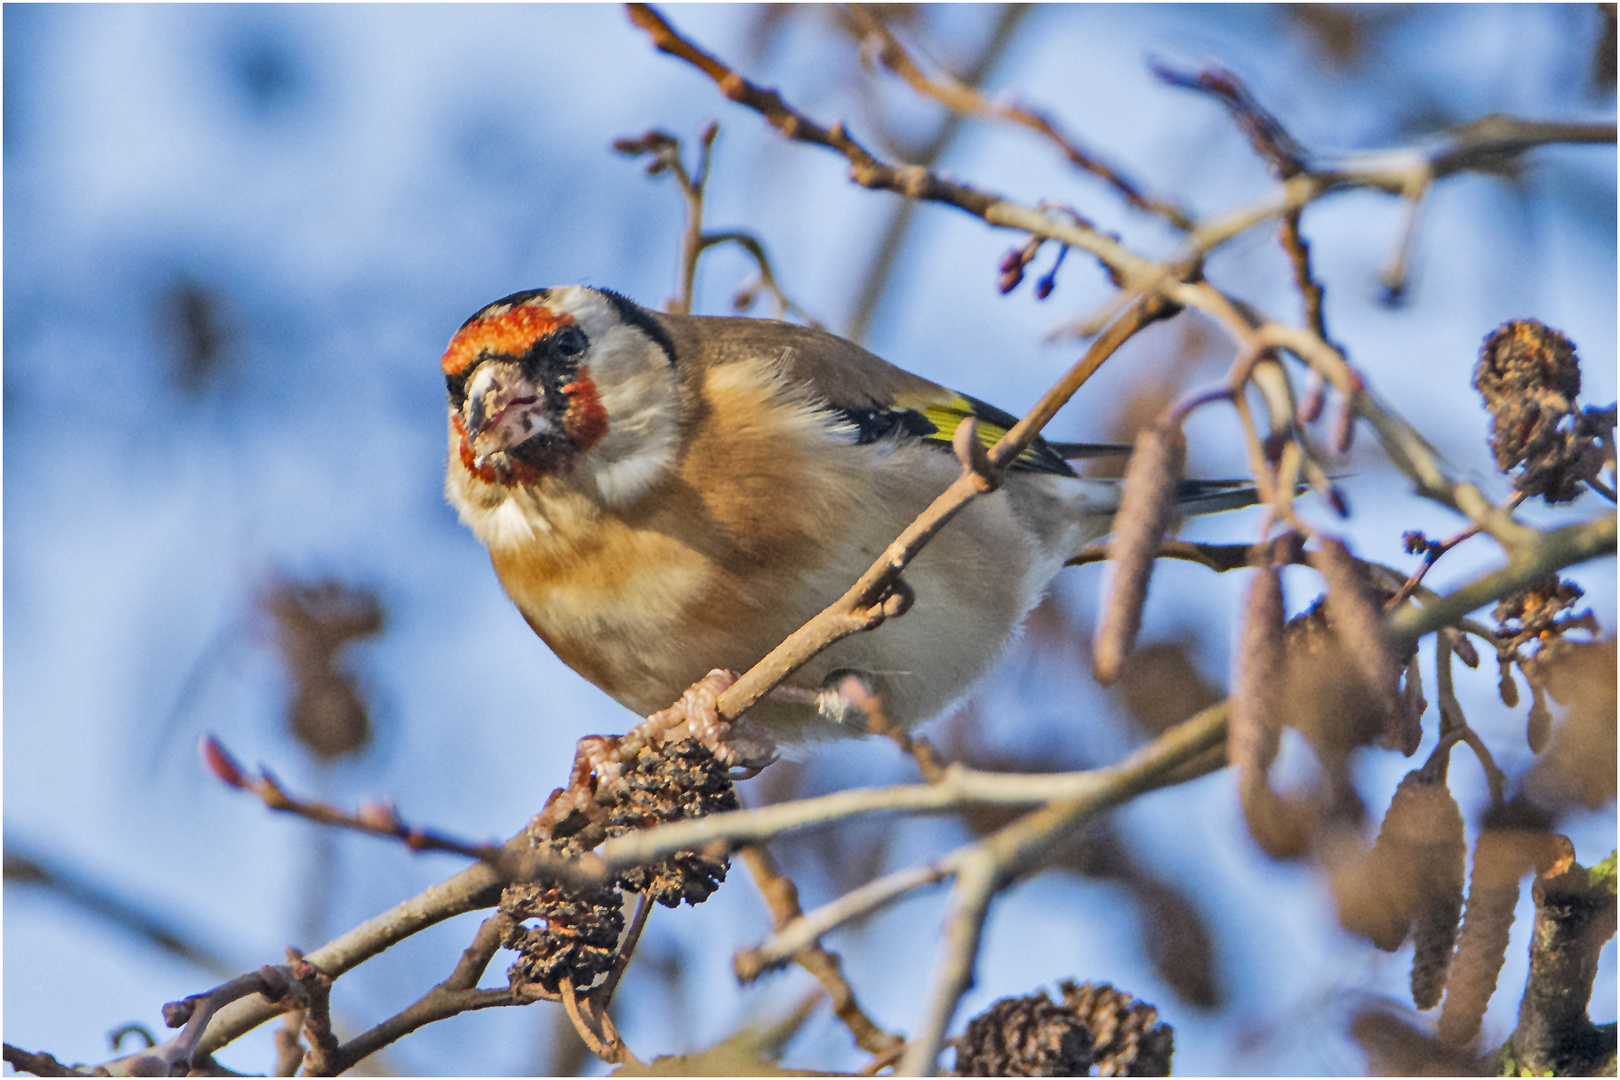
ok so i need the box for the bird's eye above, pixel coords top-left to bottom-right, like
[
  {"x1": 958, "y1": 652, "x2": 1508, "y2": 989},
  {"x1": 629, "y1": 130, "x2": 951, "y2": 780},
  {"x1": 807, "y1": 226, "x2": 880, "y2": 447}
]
[{"x1": 555, "y1": 327, "x2": 587, "y2": 357}]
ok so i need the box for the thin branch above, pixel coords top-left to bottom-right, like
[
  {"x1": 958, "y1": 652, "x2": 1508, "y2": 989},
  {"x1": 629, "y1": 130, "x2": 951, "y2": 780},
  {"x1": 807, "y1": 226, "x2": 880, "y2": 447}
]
[
  {"x1": 845, "y1": 3, "x2": 1031, "y2": 342},
  {"x1": 626, "y1": 3, "x2": 1157, "y2": 280},
  {"x1": 902, "y1": 788, "x2": 1148, "y2": 1075},
  {"x1": 3, "y1": 1046, "x2": 89, "y2": 1078},
  {"x1": 850, "y1": 5, "x2": 1196, "y2": 230},
  {"x1": 738, "y1": 852, "x2": 955, "y2": 978},
  {"x1": 699, "y1": 230, "x2": 820, "y2": 324},
  {"x1": 597, "y1": 893, "x2": 653, "y2": 1006},
  {"x1": 1387, "y1": 513, "x2": 1617, "y2": 649},
  {"x1": 738, "y1": 844, "x2": 903, "y2": 1055},
  {"x1": 589, "y1": 697, "x2": 1228, "y2": 882},
  {"x1": 104, "y1": 841, "x2": 519, "y2": 1069},
  {"x1": 200, "y1": 736, "x2": 499, "y2": 861},
  {"x1": 327, "y1": 914, "x2": 538, "y2": 1073},
  {"x1": 3, "y1": 848, "x2": 237, "y2": 977}
]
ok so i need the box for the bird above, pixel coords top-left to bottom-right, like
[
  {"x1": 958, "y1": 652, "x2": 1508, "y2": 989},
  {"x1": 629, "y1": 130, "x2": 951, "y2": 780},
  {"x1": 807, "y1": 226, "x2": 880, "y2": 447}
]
[{"x1": 441, "y1": 285, "x2": 1247, "y2": 761}]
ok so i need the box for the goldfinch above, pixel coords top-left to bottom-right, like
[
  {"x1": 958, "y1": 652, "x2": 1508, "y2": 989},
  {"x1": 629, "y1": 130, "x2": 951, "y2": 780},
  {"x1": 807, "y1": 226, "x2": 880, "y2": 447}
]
[{"x1": 442, "y1": 285, "x2": 1239, "y2": 748}]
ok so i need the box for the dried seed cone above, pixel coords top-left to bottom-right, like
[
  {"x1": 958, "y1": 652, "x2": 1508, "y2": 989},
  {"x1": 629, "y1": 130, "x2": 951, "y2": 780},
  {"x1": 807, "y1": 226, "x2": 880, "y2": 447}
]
[
  {"x1": 501, "y1": 877, "x2": 625, "y2": 995},
  {"x1": 1437, "y1": 830, "x2": 1542, "y2": 1046},
  {"x1": 953, "y1": 993, "x2": 1094, "y2": 1077},
  {"x1": 1059, "y1": 982, "x2": 1174, "y2": 1077},
  {"x1": 1094, "y1": 424, "x2": 1187, "y2": 686},
  {"x1": 1474, "y1": 320, "x2": 1591, "y2": 503},
  {"x1": 606, "y1": 738, "x2": 739, "y2": 907},
  {"x1": 1313, "y1": 539, "x2": 1413, "y2": 754}
]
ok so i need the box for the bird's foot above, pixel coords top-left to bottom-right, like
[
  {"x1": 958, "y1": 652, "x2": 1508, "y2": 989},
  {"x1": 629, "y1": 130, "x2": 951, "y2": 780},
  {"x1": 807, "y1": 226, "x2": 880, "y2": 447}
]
[{"x1": 636, "y1": 668, "x2": 777, "y2": 777}]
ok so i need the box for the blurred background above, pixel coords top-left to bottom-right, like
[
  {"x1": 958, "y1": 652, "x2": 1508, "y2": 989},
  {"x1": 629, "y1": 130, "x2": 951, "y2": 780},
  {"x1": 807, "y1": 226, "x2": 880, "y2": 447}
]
[{"x1": 4, "y1": 5, "x2": 1614, "y2": 1074}]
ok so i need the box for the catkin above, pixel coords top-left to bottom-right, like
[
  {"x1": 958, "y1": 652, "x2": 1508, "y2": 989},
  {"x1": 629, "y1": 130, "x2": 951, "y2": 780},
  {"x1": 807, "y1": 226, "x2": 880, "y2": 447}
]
[
  {"x1": 1408, "y1": 781, "x2": 1467, "y2": 1010},
  {"x1": 1437, "y1": 830, "x2": 1541, "y2": 1045},
  {"x1": 1094, "y1": 424, "x2": 1186, "y2": 686},
  {"x1": 1313, "y1": 538, "x2": 1412, "y2": 753},
  {"x1": 1231, "y1": 565, "x2": 1310, "y2": 857}
]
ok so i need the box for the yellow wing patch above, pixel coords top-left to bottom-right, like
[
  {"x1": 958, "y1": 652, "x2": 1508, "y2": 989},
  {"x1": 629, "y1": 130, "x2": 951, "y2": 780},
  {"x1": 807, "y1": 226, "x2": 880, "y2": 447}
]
[{"x1": 891, "y1": 390, "x2": 1075, "y2": 476}]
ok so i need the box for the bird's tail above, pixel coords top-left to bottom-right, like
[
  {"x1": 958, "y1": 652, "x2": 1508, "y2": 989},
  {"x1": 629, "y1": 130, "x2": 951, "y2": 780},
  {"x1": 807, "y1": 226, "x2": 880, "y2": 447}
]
[{"x1": 1171, "y1": 477, "x2": 1263, "y2": 516}]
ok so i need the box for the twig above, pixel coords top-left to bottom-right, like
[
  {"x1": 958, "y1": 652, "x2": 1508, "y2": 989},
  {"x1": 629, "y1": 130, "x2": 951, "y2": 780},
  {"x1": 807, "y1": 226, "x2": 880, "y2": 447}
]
[
  {"x1": 152, "y1": 964, "x2": 316, "y2": 1076},
  {"x1": 738, "y1": 844, "x2": 903, "y2": 1055},
  {"x1": 1153, "y1": 62, "x2": 1308, "y2": 177},
  {"x1": 902, "y1": 788, "x2": 1147, "y2": 1075},
  {"x1": 739, "y1": 852, "x2": 955, "y2": 978},
  {"x1": 845, "y1": 3, "x2": 1030, "y2": 342},
  {"x1": 597, "y1": 893, "x2": 653, "y2": 1005},
  {"x1": 3, "y1": 848, "x2": 236, "y2": 977},
  {"x1": 326, "y1": 913, "x2": 536, "y2": 1073},
  {"x1": 591, "y1": 697, "x2": 1228, "y2": 887},
  {"x1": 1386, "y1": 494, "x2": 1526, "y2": 610},
  {"x1": 559, "y1": 978, "x2": 640, "y2": 1066},
  {"x1": 852, "y1": 6, "x2": 1195, "y2": 229},
  {"x1": 1280, "y1": 210, "x2": 1333, "y2": 344},
  {"x1": 617, "y1": 127, "x2": 821, "y2": 324},
  {"x1": 1386, "y1": 513, "x2": 1617, "y2": 649},
  {"x1": 699, "y1": 230, "x2": 820, "y2": 324},
  {"x1": 290, "y1": 952, "x2": 338, "y2": 1077},
  {"x1": 273, "y1": 1009, "x2": 305, "y2": 1077},
  {"x1": 200, "y1": 736, "x2": 500, "y2": 861},
  {"x1": 2, "y1": 1045, "x2": 88, "y2": 1077},
  {"x1": 626, "y1": 3, "x2": 1157, "y2": 281},
  {"x1": 1379, "y1": 181, "x2": 1428, "y2": 303},
  {"x1": 1066, "y1": 538, "x2": 1287, "y2": 572},
  {"x1": 614, "y1": 124, "x2": 717, "y2": 314}
]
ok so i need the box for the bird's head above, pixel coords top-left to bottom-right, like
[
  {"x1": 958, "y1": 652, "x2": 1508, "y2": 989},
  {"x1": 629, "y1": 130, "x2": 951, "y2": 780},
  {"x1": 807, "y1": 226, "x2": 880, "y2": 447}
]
[{"x1": 442, "y1": 286, "x2": 682, "y2": 511}]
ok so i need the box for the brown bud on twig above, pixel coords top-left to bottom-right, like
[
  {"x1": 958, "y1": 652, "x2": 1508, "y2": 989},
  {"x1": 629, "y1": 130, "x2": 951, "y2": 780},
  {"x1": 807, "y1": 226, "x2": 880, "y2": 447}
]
[
  {"x1": 953, "y1": 416, "x2": 1000, "y2": 492},
  {"x1": 1498, "y1": 665, "x2": 1520, "y2": 708},
  {"x1": 199, "y1": 735, "x2": 248, "y2": 789},
  {"x1": 1094, "y1": 424, "x2": 1187, "y2": 686},
  {"x1": 998, "y1": 240, "x2": 1042, "y2": 294}
]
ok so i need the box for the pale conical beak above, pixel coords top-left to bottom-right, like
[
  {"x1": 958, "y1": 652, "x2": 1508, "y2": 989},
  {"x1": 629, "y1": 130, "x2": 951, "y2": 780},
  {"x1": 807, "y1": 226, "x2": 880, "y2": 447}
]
[{"x1": 464, "y1": 361, "x2": 550, "y2": 467}]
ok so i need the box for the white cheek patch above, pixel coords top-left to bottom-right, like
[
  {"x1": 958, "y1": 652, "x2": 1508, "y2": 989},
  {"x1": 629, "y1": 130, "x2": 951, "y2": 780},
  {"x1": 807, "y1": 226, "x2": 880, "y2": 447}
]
[{"x1": 581, "y1": 331, "x2": 681, "y2": 507}]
